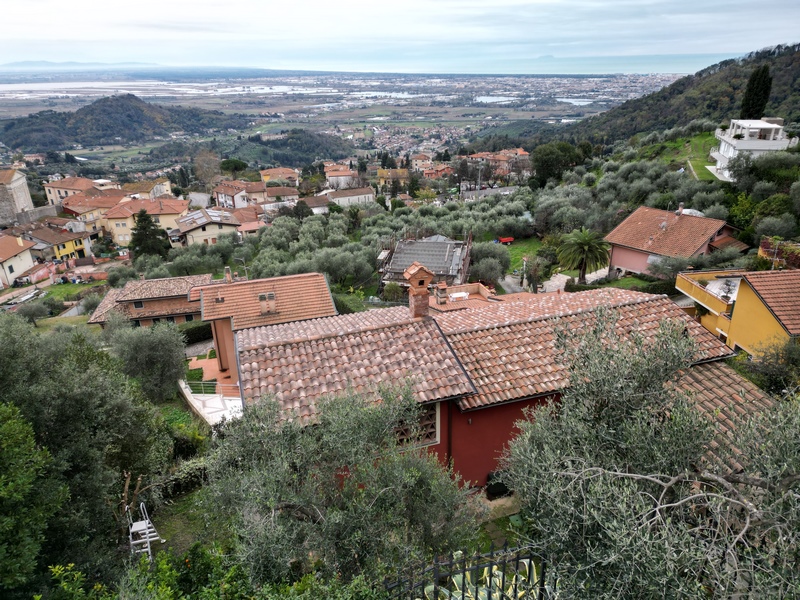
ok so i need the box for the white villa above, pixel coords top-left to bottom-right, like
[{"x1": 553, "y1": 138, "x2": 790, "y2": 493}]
[{"x1": 710, "y1": 118, "x2": 798, "y2": 181}]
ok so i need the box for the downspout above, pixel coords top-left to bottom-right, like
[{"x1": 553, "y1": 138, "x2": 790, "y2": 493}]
[{"x1": 233, "y1": 325, "x2": 245, "y2": 414}]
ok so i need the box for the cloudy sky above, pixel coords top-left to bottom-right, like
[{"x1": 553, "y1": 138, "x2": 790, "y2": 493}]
[{"x1": 5, "y1": 0, "x2": 798, "y2": 73}]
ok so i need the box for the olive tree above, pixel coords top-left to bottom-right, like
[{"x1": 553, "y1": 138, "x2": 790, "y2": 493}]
[
  {"x1": 206, "y1": 389, "x2": 480, "y2": 585},
  {"x1": 503, "y1": 309, "x2": 800, "y2": 598},
  {"x1": 109, "y1": 323, "x2": 187, "y2": 403}
]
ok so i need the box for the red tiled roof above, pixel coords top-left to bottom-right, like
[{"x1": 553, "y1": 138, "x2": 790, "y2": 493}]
[
  {"x1": 0, "y1": 235, "x2": 36, "y2": 262},
  {"x1": 265, "y1": 187, "x2": 298, "y2": 198},
  {"x1": 605, "y1": 206, "x2": 727, "y2": 258},
  {"x1": 675, "y1": 361, "x2": 773, "y2": 469},
  {"x1": 104, "y1": 198, "x2": 188, "y2": 219},
  {"x1": 300, "y1": 196, "x2": 330, "y2": 209},
  {"x1": 433, "y1": 289, "x2": 732, "y2": 410},
  {"x1": 0, "y1": 169, "x2": 21, "y2": 185},
  {"x1": 709, "y1": 235, "x2": 748, "y2": 252},
  {"x1": 326, "y1": 187, "x2": 374, "y2": 200},
  {"x1": 237, "y1": 307, "x2": 475, "y2": 420},
  {"x1": 194, "y1": 273, "x2": 336, "y2": 331},
  {"x1": 44, "y1": 177, "x2": 96, "y2": 191},
  {"x1": 87, "y1": 287, "x2": 125, "y2": 324},
  {"x1": 116, "y1": 274, "x2": 213, "y2": 302},
  {"x1": 742, "y1": 270, "x2": 800, "y2": 335}
]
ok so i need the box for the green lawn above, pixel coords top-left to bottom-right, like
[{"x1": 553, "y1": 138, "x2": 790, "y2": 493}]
[
  {"x1": 41, "y1": 281, "x2": 106, "y2": 301},
  {"x1": 153, "y1": 490, "x2": 221, "y2": 557},
  {"x1": 506, "y1": 238, "x2": 542, "y2": 272},
  {"x1": 600, "y1": 276, "x2": 651, "y2": 289},
  {"x1": 690, "y1": 158, "x2": 718, "y2": 181},
  {"x1": 34, "y1": 314, "x2": 101, "y2": 334}
]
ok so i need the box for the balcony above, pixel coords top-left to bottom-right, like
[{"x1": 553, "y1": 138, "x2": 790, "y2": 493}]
[
  {"x1": 675, "y1": 270, "x2": 744, "y2": 315},
  {"x1": 714, "y1": 129, "x2": 798, "y2": 152}
]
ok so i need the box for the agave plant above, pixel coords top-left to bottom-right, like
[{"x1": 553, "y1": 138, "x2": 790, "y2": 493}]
[{"x1": 419, "y1": 553, "x2": 542, "y2": 600}]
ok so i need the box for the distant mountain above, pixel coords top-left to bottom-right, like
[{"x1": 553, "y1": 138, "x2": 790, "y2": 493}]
[
  {"x1": 559, "y1": 44, "x2": 800, "y2": 144},
  {"x1": 473, "y1": 44, "x2": 800, "y2": 148},
  {"x1": 0, "y1": 94, "x2": 252, "y2": 151},
  {"x1": 0, "y1": 61, "x2": 157, "y2": 69}
]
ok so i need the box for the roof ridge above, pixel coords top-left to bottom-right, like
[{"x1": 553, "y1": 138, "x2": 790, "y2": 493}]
[
  {"x1": 244, "y1": 313, "x2": 422, "y2": 350},
  {"x1": 440, "y1": 293, "x2": 665, "y2": 336}
]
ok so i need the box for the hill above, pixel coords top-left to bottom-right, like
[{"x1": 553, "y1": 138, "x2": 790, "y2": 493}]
[
  {"x1": 0, "y1": 94, "x2": 251, "y2": 151},
  {"x1": 148, "y1": 128, "x2": 356, "y2": 168},
  {"x1": 474, "y1": 43, "x2": 800, "y2": 148}
]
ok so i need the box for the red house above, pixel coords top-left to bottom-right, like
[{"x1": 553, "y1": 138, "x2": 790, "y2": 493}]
[
  {"x1": 201, "y1": 263, "x2": 767, "y2": 487},
  {"x1": 605, "y1": 205, "x2": 745, "y2": 276}
]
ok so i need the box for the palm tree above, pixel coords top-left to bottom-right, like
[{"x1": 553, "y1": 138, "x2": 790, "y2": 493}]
[{"x1": 557, "y1": 227, "x2": 610, "y2": 285}]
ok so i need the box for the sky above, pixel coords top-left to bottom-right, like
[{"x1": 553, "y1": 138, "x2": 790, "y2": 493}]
[{"x1": 4, "y1": 0, "x2": 799, "y2": 74}]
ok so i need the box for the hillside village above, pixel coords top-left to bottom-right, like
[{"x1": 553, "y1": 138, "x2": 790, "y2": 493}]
[{"x1": 2, "y1": 52, "x2": 800, "y2": 599}]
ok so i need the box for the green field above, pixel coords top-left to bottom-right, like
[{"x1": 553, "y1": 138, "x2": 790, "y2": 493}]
[
  {"x1": 600, "y1": 276, "x2": 650, "y2": 289},
  {"x1": 41, "y1": 280, "x2": 106, "y2": 301},
  {"x1": 638, "y1": 131, "x2": 717, "y2": 179},
  {"x1": 506, "y1": 237, "x2": 543, "y2": 272},
  {"x1": 33, "y1": 314, "x2": 102, "y2": 334}
]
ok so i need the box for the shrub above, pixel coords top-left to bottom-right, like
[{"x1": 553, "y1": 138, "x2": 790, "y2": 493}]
[
  {"x1": 333, "y1": 293, "x2": 365, "y2": 314},
  {"x1": 178, "y1": 321, "x2": 213, "y2": 345}
]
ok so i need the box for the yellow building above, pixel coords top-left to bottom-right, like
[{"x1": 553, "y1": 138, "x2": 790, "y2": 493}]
[
  {"x1": 676, "y1": 269, "x2": 800, "y2": 355},
  {"x1": 102, "y1": 197, "x2": 189, "y2": 246}
]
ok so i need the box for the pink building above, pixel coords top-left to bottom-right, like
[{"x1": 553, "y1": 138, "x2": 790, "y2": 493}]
[{"x1": 605, "y1": 206, "x2": 745, "y2": 276}]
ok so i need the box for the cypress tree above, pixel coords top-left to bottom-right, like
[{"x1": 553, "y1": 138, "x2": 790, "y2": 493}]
[{"x1": 739, "y1": 65, "x2": 772, "y2": 119}]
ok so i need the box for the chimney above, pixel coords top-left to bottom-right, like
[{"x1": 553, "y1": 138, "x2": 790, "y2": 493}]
[
  {"x1": 675, "y1": 202, "x2": 684, "y2": 216},
  {"x1": 435, "y1": 281, "x2": 448, "y2": 305},
  {"x1": 402, "y1": 261, "x2": 434, "y2": 319},
  {"x1": 258, "y1": 291, "x2": 277, "y2": 315},
  {"x1": 16, "y1": 236, "x2": 23, "y2": 246},
  {"x1": 224, "y1": 265, "x2": 232, "y2": 283}
]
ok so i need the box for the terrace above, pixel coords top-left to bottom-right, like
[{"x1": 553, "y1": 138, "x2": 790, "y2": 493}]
[
  {"x1": 180, "y1": 353, "x2": 242, "y2": 426},
  {"x1": 675, "y1": 269, "x2": 746, "y2": 339}
]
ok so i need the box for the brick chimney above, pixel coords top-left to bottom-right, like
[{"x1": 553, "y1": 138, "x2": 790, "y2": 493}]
[
  {"x1": 258, "y1": 291, "x2": 277, "y2": 315},
  {"x1": 403, "y1": 261, "x2": 434, "y2": 319},
  {"x1": 435, "y1": 281, "x2": 448, "y2": 305},
  {"x1": 224, "y1": 265, "x2": 233, "y2": 283}
]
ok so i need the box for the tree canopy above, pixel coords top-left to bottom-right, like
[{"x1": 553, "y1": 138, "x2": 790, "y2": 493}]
[
  {"x1": 503, "y1": 309, "x2": 800, "y2": 598},
  {"x1": 740, "y1": 65, "x2": 773, "y2": 120},
  {"x1": 130, "y1": 209, "x2": 171, "y2": 259},
  {"x1": 206, "y1": 389, "x2": 479, "y2": 585},
  {"x1": 556, "y1": 226, "x2": 610, "y2": 284}
]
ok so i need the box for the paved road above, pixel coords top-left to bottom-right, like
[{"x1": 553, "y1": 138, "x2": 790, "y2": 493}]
[{"x1": 501, "y1": 267, "x2": 609, "y2": 295}]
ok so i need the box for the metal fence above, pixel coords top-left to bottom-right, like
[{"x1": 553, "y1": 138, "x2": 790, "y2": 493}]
[
  {"x1": 186, "y1": 381, "x2": 240, "y2": 397},
  {"x1": 384, "y1": 544, "x2": 551, "y2": 600}
]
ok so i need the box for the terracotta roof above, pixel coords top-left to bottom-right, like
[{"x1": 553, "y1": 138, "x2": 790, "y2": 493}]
[
  {"x1": 741, "y1": 270, "x2": 800, "y2": 335},
  {"x1": 300, "y1": 196, "x2": 330, "y2": 209},
  {"x1": 104, "y1": 198, "x2": 188, "y2": 219},
  {"x1": 231, "y1": 206, "x2": 262, "y2": 224},
  {"x1": 325, "y1": 187, "x2": 374, "y2": 199},
  {"x1": 260, "y1": 167, "x2": 298, "y2": 180},
  {"x1": 116, "y1": 274, "x2": 213, "y2": 302},
  {"x1": 605, "y1": 206, "x2": 727, "y2": 258},
  {"x1": 62, "y1": 191, "x2": 127, "y2": 212},
  {"x1": 237, "y1": 307, "x2": 475, "y2": 419},
  {"x1": 194, "y1": 273, "x2": 336, "y2": 331},
  {"x1": 675, "y1": 361, "x2": 773, "y2": 469},
  {"x1": 265, "y1": 187, "x2": 299, "y2": 198},
  {"x1": 87, "y1": 287, "x2": 125, "y2": 324},
  {"x1": 15, "y1": 225, "x2": 85, "y2": 245},
  {"x1": 433, "y1": 289, "x2": 732, "y2": 410},
  {"x1": 0, "y1": 235, "x2": 36, "y2": 262},
  {"x1": 709, "y1": 235, "x2": 749, "y2": 252},
  {"x1": 121, "y1": 178, "x2": 169, "y2": 193},
  {"x1": 0, "y1": 169, "x2": 21, "y2": 185},
  {"x1": 44, "y1": 177, "x2": 96, "y2": 191}
]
